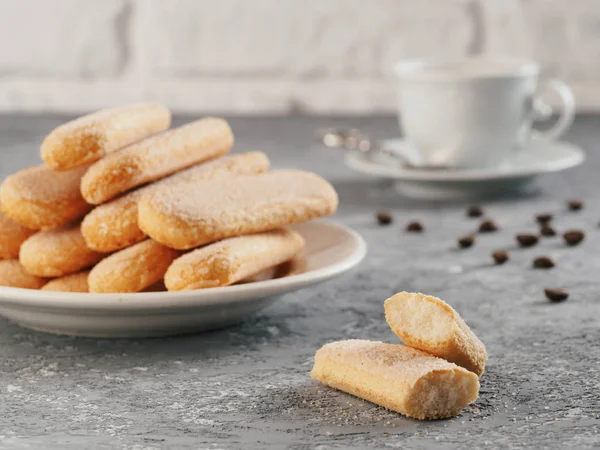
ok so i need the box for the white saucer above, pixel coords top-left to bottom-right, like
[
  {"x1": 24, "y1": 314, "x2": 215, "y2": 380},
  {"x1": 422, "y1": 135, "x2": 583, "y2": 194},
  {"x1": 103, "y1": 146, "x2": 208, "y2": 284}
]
[
  {"x1": 345, "y1": 139, "x2": 585, "y2": 199},
  {"x1": 0, "y1": 221, "x2": 366, "y2": 338}
]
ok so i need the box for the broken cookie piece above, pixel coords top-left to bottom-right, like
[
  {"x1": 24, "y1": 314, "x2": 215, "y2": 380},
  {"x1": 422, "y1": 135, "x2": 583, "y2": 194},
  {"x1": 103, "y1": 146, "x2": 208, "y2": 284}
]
[
  {"x1": 311, "y1": 340, "x2": 479, "y2": 420},
  {"x1": 384, "y1": 292, "x2": 487, "y2": 375}
]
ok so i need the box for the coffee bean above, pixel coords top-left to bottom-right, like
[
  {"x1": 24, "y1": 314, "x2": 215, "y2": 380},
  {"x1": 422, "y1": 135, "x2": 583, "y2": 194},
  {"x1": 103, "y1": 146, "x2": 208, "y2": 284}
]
[
  {"x1": 533, "y1": 256, "x2": 555, "y2": 269},
  {"x1": 467, "y1": 205, "x2": 483, "y2": 218},
  {"x1": 516, "y1": 233, "x2": 539, "y2": 247},
  {"x1": 536, "y1": 213, "x2": 553, "y2": 225},
  {"x1": 563, "y1": 230, "x2": 584, "y2": 246},
  {"x1": 492, "y1": 250, "x2": 509, "y2": 265},
  {"x1": 406, "y1": 221, "x2": 424, "y2": 233},
  {"x1": 479, "y1": 219, "x2": 498, "y2": 233},
  {"x1": 568, "y1": 199, "x2": 584, "y2": 211},
  {"x1": 375, "y1": 210, "x2": 393, "y2": 226},
  {"x1": 540, "y1": 225, "x2": 556, "y2": 237},
  {"x1": 544, "y1": 288, "x2": 569, "y2": 303},
  {"x1": 458, "y1": 235, "x2": 475, "y2": 249}
]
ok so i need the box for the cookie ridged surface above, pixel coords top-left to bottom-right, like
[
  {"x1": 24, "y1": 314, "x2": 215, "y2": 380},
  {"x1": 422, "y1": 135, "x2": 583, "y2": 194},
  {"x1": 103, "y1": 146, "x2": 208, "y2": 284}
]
[
  {"x1": 0, "y1": 165, "x2": 92, "y2": 229},
  {"x1": 0, "y1": 260, "x2": 47, "y2": 289},
  {"x1": 19, "y1": 223, "x2": 105, "y2": 278},
  {"x1": 41, "y1": 270, "x2": 90, "y2": 293},
  {"x1": 81, "y1": 117, "x2": 234, "y2": 205},
  {"x1": 88, "y1": 239, "x2": 180, "y2": 293},
  {"x1": 81, "y1": 152, "x2": 269, "y2": 252},
  {"x1": 311, "y1": 340, "x2": 480, "y2": 420},
  {"x1": 138, "y1": 170, "x2": 338, "y2": 250},
  {"x1": 0, "y1": 212, "x2": 35, "y2": 259},
  {"x1": 165, "y1": 228, "x2": 305, "y2": 291},
  {"x1": 41, "y1": 102, "x2": 171, "y2": 170},
  {"x1": 384, "y1": 292, "x2": 488, "y2": 375}
]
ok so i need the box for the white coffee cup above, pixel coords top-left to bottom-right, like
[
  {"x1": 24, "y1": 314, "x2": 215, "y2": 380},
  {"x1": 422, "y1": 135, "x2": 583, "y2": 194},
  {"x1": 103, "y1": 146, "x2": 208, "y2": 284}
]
[{"x1": 394, "y1": 57, "x2": 575, "y2": 169}]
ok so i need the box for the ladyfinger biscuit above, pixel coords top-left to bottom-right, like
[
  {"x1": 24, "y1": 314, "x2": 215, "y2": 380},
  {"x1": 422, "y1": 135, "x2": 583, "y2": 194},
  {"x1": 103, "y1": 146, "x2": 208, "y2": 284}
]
[
  {"x1": 0, "y1": 260, "x2": 47, "y2": 289},
  {"x1": 0, "y1": 165, "x2": 92, "y2": 229},
  {"x1": 19, "y1": 223, "x2": 105, "y2": 278},
  {"x1": 81, "y1": 152, "x2": 269, "y2": 252},
  {"x1": 139, "y1": 170, "x2": 338, "y2": 250},
  {"x1": 41, "y1": 270, "x2": 163, "y2": 293},
  {"x1": 41, "y1": 102, "x2": 171, "y2": 170},
  {"x1": 81, "y1": 117, "x2": 234, "y2": 205},
  {"x1": 88, "y1": 239, "x2": 180, "y2": 293},
  {"x1": 384, "y1": 292, "x2": 487, "y2": 375},
  {"x1": 0, "y1": 212, "x2": 35, "y2": 259},
  {"x1": 41, "y1": 271, "x2": 90, "y2": 293},
  {"x1": 311, "y1": 340, "x2": 479, "y2": 420},
  {"x1": 164, "y1": 229, "x2": 305, "y2": 291}
]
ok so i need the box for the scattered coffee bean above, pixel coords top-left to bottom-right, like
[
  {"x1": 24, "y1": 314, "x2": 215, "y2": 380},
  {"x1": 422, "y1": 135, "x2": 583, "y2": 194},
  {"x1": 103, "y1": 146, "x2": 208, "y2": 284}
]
[
  {"x1": 544, "y1": 288, "x2": 569, "y2": 303},
  {"x1": 458, "y1": 235, "x2": 475, "y2": 249},
  {"x1": 533, "y1": 256, "x2": 555, "y2": 269},
  {"x1": 568, "y1": 199, "x2": 584, "y2": 211},
  {"x1": 375, "y1": 210, "x2": 393, "y2": 226},
  {"x1": 536, "y1": 213, "x2": 553, "y2": 225},
  {"x1": 563, "y1": 230, "x2": 584, "y2": 246},
  {"x1": 479, "y1": 219, "x2": 498, "y2": 233},
  {"x1": 467, "y1": 205, "x2": 483, "y2": 218},
  {"x1": 406, "y1": 221, "x2": 424, "y2": 233},
  {"x1": 540, "y1": 224, "x2": 556, "y2": 237},
  {"x1": 516, "y1": 233, "x2": 539, "y2": 248},
  {"x1": 492, "y1": 250, "x2": 509, "y2": 265}
]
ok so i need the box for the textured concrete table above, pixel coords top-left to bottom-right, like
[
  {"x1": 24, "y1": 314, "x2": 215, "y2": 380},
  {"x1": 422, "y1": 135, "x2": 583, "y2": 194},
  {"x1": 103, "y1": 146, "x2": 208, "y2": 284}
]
[{"x1": 0, "y1": 115, "x2": 599, "y2": 450}]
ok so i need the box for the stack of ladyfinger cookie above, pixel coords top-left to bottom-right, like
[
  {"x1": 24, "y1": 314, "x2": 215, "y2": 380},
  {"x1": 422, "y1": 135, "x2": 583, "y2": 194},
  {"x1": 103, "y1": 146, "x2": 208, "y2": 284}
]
[
  {"x1": 0, "y1": 102, "x2": 338, "y2": 293},
  {"x1": 311, "y1": 292, "x2": 487, "y2": 420}
]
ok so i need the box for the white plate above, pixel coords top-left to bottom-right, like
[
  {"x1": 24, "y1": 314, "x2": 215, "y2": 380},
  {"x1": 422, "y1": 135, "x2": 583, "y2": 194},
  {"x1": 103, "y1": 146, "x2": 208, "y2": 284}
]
[
  {"x1": 0, "y1": 221, "x2": 366, "y2": 338},
  {"x1": 345, "y1": 138, "x2": 585, "y2": 199}
]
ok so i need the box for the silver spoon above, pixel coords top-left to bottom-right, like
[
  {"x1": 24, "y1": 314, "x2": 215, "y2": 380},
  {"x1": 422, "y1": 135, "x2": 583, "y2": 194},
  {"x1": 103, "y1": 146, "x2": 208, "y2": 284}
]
[{"x1": 316, "y1": 128, "x2": 450, "y2": 170}]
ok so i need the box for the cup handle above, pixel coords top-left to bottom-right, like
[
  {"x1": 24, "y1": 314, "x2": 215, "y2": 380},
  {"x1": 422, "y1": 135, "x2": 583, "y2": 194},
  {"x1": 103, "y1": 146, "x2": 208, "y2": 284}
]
[{"x1": 532, "y1": 79, "x2": 575, "y2": 140}]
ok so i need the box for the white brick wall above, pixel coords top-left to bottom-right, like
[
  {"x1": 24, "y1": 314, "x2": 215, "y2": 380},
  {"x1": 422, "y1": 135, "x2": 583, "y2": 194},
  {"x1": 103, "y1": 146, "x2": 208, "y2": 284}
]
[
  {"x1": 0, "y1": 0, "x2": 126, "y2": 77},
  {"x1": 0, "y1": 0, "x2": 598, "y2": 114}
]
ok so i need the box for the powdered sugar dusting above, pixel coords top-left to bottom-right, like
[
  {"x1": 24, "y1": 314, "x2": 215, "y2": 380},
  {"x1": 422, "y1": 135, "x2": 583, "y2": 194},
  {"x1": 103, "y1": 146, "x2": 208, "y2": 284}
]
[
  {"x1": 41, "y1": 102, "x2": 172, "y2": 169},
  {"x1": 139, "y1": 170, "x2": 338, "y2": 248},
  {"x1": 315, "y1": 340, "x2": 466, "y2": 385},
  {"x1": 81, "y1": 117, "x2": 234, "y2": 203},
  {"x1": 19, "y1": 222, "x2": 104, "y2": 277},
  {"x1": 0, "y1": 165, "x2": 93, "y2": 228},
  {"x1": 0, "y1": 212, "x2": 35, "y2": 259},
  {"x1": 2, "y1": 165, "x2": 88, "y2": 203},
  {"x1": 165, "y1": 228, "x2": 304, "y2": 290},
  {"x1": 151, "y1": 170, "x2": 337, "y2": 223},
  {"x1": 81, "y1": 152, "x2": 268, "y2": 251}
]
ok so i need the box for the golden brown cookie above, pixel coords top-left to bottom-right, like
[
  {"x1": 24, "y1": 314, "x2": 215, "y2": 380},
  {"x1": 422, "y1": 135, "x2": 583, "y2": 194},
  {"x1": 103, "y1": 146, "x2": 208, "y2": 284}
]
[
  {"x1": 41, "y1": 270, "x2": 90, "y2": 293},
  {"x1": 384, "y1": 292, "x2": 488, "y2": 375},
  {"x1": 19, "y1": 222, "x2": 105, "y2": 278},
  {"x1": 0, "y1": 260, "x2": 47, "y2": 289},
  {"x1": 164, "y1": 229, "x2": 305, "y2": 290},
  {"x1": 138, "y1": 170, "x2": 338, "y2": 250},
  {"x1": 0, "y1": 212, "x2": 36, "y2": 259},
  {"x1": 0, "y1": 165, "x2": 92, "y2": 229},
  {"x1": 88, "y1": 239, "x2": 180, "y2": 293},
  {"x1": 80, "y1": 117, "x2": 234, "y2": 204},
  {"x1": 81, "y1": 152, "x2": 269, "y2": 252},
  {"x1": 41, "y1": 102, "x2": 171, "y2": 170},
  {"x1": 311, "y1": 340, "x2": 479, "y2": 420}
]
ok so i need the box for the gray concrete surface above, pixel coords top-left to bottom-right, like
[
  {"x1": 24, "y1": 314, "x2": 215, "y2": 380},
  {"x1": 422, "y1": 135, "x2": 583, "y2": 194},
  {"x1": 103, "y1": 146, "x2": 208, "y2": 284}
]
[{"x1": 0, "y1": 115, "x2": 599, "y2": 449}]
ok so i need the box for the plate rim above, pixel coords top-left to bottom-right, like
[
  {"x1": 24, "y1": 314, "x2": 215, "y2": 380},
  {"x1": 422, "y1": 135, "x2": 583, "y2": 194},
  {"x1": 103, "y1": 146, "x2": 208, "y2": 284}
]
[
  {"x1": 0, "y1": 220, "x2": 367, "y2": 312},
  {"x1": 345, "y1": 138, "x2": 585, "y2": 182}
]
